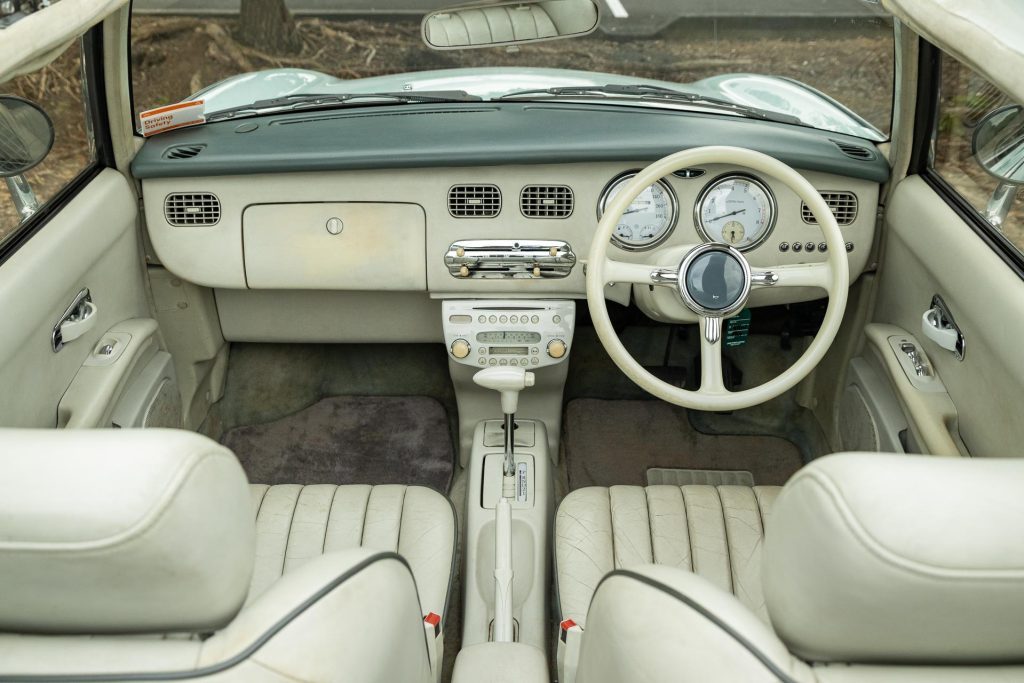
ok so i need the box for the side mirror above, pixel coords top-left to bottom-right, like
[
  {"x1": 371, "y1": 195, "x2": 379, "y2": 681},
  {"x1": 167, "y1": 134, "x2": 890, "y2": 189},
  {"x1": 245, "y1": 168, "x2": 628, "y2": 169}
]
[
  {"x1": 972, "y1": 104, "x2": 1024, "y2": 185},
  {"x1": 422, "y1": 0, "x2": 600, "y2": 50},
  {"x1": 0, "y1": 95, "x2": 54, "y2": 178}
]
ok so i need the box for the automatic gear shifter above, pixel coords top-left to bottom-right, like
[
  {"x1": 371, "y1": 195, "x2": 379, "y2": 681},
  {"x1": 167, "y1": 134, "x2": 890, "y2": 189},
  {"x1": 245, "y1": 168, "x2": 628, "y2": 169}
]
[{"x1": 473, "y1": 367, "x2": 535, "y2": 642}]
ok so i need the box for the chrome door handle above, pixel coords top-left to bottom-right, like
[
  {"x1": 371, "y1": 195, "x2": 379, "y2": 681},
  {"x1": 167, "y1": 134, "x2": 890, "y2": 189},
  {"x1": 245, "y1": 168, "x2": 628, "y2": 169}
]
[
  {"x1": 51, "y1": 288, "x2": 96, "y2": 352},
  {"x1": 921, "y1": 294, "x2": 965, "y2": 361}
]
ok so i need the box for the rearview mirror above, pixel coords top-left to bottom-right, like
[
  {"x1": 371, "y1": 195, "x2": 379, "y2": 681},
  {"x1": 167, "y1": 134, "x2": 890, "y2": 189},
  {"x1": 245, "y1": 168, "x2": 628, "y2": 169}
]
[
  {"x1": 972, "y1": 104, "x2": 1024, "y2": 185},
  {"x1": 0, "y1": 95, "x2": 54, "y2": 178},
  {"x1": 422, "y1": 0, "x2": 600, "y2": 50}
]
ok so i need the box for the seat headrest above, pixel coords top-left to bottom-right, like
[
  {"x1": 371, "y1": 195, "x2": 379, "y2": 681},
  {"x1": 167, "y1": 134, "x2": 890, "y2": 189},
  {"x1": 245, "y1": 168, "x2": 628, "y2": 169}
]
[
  {"x1": 764, "y1": 453, "x2": 1024, "y2": 663},
  {"x1": 0, "y1": 429, "x2": 254, "y2": 634}
]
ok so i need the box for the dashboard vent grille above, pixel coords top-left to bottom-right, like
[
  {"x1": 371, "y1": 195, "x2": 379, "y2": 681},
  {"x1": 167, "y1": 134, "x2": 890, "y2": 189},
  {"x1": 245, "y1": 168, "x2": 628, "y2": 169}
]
[
  {"x1": 163, "y1": 144, "x2": 205, "y2": 160},
  {"x1": 520, "y1": 185, "x2": 574, "y2": 218},
  {"x1": 164, "y1": 193, "x2": 221, "y2": 226},
  {"x1": 801, "y1": 192, "x2": 858, "y2": 226},
  {"x1": 831, "y1": 140, "x2": 875, "y2": 160},
  {"x1": 448, "y1": 184, "x2": 501, "y2": 218}
]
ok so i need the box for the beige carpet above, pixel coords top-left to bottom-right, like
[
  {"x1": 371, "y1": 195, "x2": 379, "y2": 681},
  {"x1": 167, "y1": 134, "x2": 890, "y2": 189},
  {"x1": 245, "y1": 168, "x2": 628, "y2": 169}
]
[{"x1": 564, "y1": 398, "x2": 803, "y2": 489}]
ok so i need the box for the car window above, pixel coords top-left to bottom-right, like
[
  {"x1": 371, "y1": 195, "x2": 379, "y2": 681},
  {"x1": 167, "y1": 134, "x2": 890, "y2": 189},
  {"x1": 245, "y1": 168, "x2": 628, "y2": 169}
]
[
  {"x1": 0, "y1": 39, "x2": 96, "y2": 248},
  {"x1": 932, "y1": 51, "x2": 1024, "y2": 252},
  {"x1": 129, "y1": 2, "x2": 894, "y2": 141}
]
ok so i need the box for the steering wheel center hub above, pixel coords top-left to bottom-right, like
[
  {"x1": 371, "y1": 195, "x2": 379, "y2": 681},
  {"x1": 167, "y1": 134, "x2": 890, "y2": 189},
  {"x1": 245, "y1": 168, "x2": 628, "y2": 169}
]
[{"x1": 677, "y1": 244, "x2": 751, "y2": 317}]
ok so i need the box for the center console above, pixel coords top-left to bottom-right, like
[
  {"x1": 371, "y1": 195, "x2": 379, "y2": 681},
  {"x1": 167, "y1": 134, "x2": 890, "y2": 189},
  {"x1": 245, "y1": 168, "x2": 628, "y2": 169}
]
[{"x1": 442, "y1": 299, "x2": 576, "y2": 370}]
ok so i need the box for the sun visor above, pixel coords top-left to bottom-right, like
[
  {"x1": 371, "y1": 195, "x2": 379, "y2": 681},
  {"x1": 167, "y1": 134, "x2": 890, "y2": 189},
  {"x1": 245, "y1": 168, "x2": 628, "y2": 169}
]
[
  {"x1": 0, "y1": 0, "x2": 128, "y2": 83},
  {"x1": 884, "y1": 0, "x2": 1024, "y2": 104}
]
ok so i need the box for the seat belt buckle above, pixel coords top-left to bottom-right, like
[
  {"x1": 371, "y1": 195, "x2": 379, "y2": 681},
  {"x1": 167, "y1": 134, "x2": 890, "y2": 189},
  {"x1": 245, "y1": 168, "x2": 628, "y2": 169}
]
[
  {"x1": 424, "y1": 612, "x2": 444, "y2": 683},
  {"x1": 557, "y1": 618, "x2": 583, "y2": 683}
]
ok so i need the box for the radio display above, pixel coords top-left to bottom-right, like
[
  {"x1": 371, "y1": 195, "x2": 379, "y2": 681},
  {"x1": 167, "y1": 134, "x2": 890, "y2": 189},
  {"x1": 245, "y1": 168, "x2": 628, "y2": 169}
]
[
  {"x1": 489, "y1": 346, "x2": 529, "y2": 355},
  {"x1": 476, "y1": 331, "x2": 541, "y2": 344}
]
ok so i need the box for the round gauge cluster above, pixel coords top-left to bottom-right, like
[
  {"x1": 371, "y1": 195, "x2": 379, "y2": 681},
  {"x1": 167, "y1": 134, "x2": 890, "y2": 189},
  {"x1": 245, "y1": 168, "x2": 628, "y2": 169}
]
[
  {"x1": 599, "y1": 172, "x2": 679, "y2": 250},
  {"x1": 695, "y1": 174, "x2": 776, "y2": 251}
]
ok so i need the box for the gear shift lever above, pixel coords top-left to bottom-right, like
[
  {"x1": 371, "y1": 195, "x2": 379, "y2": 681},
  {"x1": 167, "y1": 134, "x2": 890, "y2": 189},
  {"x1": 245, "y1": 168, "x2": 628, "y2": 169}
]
[
  {"x1": 473, "y1": 367, "x2": 535, "y2": 643},
  {"x1": 473, "y1": 367, "x2": 536, "y2": 477}
]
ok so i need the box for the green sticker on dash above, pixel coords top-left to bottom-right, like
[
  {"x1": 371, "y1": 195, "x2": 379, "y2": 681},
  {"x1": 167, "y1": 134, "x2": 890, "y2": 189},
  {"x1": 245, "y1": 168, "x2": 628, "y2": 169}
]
[{"x1": 724, "y1": 309, "x2": 752, "y2": 348}]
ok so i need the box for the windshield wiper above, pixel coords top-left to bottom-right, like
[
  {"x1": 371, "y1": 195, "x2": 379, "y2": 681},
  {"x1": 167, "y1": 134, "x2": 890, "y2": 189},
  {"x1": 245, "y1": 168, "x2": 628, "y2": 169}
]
[
  {"x1": 496, "y1": 84, "x2": 803, "y2": 125},
  {"x1": 205, "y1": 90, "x2": 483, "y2": 122}
]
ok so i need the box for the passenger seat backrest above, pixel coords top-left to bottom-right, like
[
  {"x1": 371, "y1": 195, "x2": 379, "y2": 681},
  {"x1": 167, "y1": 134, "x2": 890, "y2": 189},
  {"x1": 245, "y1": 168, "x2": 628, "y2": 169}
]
[{"x1": 0, "y1": 429, "x2": 254, "y2": 634}]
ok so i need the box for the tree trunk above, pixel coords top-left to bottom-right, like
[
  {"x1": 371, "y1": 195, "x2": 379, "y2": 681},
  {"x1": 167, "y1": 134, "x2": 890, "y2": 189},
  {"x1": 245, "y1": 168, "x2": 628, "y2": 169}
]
[{"x1": 236, "y1": 0, "x2": 301, "y2": 55}]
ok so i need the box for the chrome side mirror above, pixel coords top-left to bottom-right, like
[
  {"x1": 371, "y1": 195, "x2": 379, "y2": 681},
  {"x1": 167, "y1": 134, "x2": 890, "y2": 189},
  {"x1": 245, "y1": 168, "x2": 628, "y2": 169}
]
[
  {"x1": 422, "y1": 0, "x2": 600, "y2": 50},
  {"x1": 0, "y1": 95, "x2": 54, "y2": 222},
  {"x1": 972, "y1": 104, "x2": 1024, "y2": 185},
  {"x1": 0, "y1": 95, "x2": 54, "y2": 178}
]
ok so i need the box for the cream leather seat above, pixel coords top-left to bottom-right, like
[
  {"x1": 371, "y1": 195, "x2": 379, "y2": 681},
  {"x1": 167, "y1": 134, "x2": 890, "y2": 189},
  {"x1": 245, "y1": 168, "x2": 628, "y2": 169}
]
[
  {"x1": 569, "y1": 453, "x2": 1024, "y2": 682},
  {"x1": 0, "y1": 429, "x2": 455, "y2": 683},
  {"x1": 555, "y1": 483, "x2": 781, "y2": 628}
]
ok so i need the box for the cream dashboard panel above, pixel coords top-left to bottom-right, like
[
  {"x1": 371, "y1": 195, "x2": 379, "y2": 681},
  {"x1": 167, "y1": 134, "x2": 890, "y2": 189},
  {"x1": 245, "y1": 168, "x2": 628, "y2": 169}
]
[{"x1": 141, "y1": 162, "x2": 877, "y2": 299}]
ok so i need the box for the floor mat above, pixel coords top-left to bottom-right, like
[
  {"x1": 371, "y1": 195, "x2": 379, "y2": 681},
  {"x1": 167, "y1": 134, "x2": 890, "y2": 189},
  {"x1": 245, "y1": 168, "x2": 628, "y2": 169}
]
[
  {"x1": 646, "y1": 468, "x2": 755, "y2": 487},
  {"x1": 221, "y1": 395, "x2": 454, "y2": 492},
  {"x1": 564, "y1": 399, "x2": 803, "y2": 489}
]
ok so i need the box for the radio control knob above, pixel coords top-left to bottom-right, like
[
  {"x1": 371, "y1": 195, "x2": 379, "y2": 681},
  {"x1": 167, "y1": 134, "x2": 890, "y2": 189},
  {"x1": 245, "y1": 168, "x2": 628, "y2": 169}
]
[
  {"x1": 451, "y1": 339, "x2": 471, "y2": 359},
  {"x1": 459, "y1": 265, "x2": 470, "y2": 277},
  {"x1": 547, "y1": 339, "x2": 567, "y2": 359}
]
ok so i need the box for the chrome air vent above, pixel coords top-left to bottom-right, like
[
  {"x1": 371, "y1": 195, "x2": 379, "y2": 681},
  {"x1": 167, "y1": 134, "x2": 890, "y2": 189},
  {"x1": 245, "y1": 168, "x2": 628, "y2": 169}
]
[
  {"x1": 801, "y1": 192, "x2": 858, "y2": 226},
  {"x1": 831, "y1": 140, "x2": 875, "y2": 160},
  {"x1": 163, "y1": 193, "x2": 221, "y2": 226},
  {"x1": 520, "y1": 185, "x2": 574, "y2": 218},
  {"x1": 163, "y1": 144, "x2": 205, "y2": 160},
  {"x1": 448, "y1": 184, "x2": 501, "y2": 218}
]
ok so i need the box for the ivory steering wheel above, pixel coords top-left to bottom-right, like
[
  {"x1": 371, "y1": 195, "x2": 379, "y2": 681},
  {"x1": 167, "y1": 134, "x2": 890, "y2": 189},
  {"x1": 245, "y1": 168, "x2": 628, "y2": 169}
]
[{"x1": 585, "y1": 146, "x2": 849, "y2": 411}]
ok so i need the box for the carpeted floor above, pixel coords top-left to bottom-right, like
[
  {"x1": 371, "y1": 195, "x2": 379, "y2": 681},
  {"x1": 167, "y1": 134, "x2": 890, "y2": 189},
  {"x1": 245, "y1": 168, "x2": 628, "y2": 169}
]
[
  {"x1": 563, "y1": 398, "x2": 804, "y2": 489},
  {"x1": 221, "y1": 395, "x2": 454, "y2": 492}
]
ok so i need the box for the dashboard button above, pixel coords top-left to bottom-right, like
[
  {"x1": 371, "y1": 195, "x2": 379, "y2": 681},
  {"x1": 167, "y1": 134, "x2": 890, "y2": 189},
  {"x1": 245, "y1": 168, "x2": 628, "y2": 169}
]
[
  {"x1": 478, "y1": 315, "x2": 486, "y2": 324},
  {"x1": 489, "y1": 315, "x2": 497, "y2": 323},
  {"x1": 499, "y1": 315, "x2": 508, "y2": 323},
  {"x1": 450, "y1": 339, "x2": 471, "y2": 359},
  {"x1": 792, "y1": 242, "x2": 803, "y2": 252},
  {"x1": 547, "y1": 339, "x2": 567, "y2": 359},
  {"x1": 818, "y1": 242, "x2": 828, "y2": 252},
  {"x1": 553, "y1": 315, "x2": 562, "y2": 324},
  {"x1": 531, "y1": 315, "x2": 540, "y2": 324},
  {"x1": 845, "y1": 242, "x2": 855, "y2": 252},
  {"x1": 805, "y1": 242, "x2": 816, "y2": 252},
  {"x1": 779, "y1": 242, "x2": 789, "y2": 252}
]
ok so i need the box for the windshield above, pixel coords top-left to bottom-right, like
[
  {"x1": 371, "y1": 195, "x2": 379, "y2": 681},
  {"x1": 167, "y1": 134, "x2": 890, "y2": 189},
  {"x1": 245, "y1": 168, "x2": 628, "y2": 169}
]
[{"x1": 130, "y1": 1, "x2": 893, "y2": 141}]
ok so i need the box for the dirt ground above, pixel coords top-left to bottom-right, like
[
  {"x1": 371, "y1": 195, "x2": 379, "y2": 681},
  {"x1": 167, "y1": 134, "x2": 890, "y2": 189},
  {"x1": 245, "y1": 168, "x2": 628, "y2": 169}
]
[{"x1": 1, "y1": 16, "x2": 896, "y2": 238}]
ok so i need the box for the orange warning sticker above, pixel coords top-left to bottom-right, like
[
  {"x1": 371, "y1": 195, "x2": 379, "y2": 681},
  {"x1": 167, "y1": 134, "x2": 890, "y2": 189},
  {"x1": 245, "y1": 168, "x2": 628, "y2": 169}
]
[{"x1": 139, "y1": 100, "x2": 206, "y2": 137}]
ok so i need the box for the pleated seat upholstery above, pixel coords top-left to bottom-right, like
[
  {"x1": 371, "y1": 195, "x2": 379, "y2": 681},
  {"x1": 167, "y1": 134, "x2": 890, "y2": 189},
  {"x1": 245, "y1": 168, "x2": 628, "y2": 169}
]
[
  {"x1": 248, "y1": 484, "x2": 456, "y2": 621},
  {"x1": 555, "y1": 484, "x2": 780, "y2": 627}
]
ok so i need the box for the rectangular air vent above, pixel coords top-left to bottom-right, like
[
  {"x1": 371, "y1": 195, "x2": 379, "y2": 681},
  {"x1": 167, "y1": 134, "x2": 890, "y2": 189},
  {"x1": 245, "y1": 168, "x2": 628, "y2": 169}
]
[
  {"x1": 801, "y1": 192, "x2": 858, "y2": 226},
  {"x1": 831, "y1": 140, "x2": 875, "y2": 160},
  {"x1": 520, "y1": 185, "x2": 574, "y2": 218},
  {"x1": 163, "y1": 144, "x2": 205, "y2": 160},
  {"x1": 164, "y1": 193, "x2": 221, "y2": 226},
  {"x1": 448, "y1": 184, "x2": 501, "y2": 218}
]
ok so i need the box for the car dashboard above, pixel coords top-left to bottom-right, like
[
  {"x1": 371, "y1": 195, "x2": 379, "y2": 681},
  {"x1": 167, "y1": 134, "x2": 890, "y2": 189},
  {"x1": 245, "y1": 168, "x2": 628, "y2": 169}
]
[{"x1": 133, "y1": 102, "x2": 886, "y2": 342}]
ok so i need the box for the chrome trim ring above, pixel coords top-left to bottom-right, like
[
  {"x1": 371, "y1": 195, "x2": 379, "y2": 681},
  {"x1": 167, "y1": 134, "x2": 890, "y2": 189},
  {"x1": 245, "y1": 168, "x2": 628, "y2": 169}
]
[
  {"x1": 693, "y1": 173, "x2": 778, "y2": 252},
  {"x1": 598, "y1": 171, "x2": 680, "y2": 252},
  {"x1": 676, "y1": 243, "x2": 752, "y2": 318}
]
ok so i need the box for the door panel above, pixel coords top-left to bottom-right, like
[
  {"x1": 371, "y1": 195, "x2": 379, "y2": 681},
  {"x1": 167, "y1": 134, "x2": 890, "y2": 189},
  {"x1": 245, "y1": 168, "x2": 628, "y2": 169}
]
[
  {"x1": 874, "y1": 175, "x2": 1024, "y2": 457},
  {"x1": 0, "y1": 170, "x2": 149, "y2": 427}
]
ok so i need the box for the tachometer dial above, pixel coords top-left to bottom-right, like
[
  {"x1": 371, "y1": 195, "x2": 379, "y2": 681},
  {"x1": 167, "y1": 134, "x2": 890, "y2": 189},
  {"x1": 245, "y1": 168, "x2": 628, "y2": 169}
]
[
  {"x1": 696, "y1": 175, "x2": 776, "y2": 251},
  {"x1": 599, "y1": 173, "x2": 679, "y2": 251}
]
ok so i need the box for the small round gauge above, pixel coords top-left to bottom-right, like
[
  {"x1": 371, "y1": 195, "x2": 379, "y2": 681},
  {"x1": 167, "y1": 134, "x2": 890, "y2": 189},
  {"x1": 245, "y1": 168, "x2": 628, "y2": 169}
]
[
  {"x1": 695, "y1": 174, "x2": 776, "y2": 251},
  {"x1": 599, "y1": 173, "x2": 679, "y2": 251}
]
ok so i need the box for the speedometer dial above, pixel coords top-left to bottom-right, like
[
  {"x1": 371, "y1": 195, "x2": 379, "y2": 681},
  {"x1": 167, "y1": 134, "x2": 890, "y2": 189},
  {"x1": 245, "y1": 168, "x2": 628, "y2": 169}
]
[
  {"x1": 599, "y1": 173, "x2": 679, "y2": 251},
  {"x1": 695, "y1": 175, "x2": 776, "y2": 251}
]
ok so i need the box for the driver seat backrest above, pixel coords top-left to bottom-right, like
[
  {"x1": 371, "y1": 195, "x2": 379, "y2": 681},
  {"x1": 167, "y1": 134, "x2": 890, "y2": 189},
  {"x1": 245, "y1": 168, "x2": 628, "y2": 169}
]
[
  {"x1": 571, "y1": 453, "x2": 1024, "y2": 683},
  {"x1": 0, "y1": 429, "x2": 449, "y2": 683}
]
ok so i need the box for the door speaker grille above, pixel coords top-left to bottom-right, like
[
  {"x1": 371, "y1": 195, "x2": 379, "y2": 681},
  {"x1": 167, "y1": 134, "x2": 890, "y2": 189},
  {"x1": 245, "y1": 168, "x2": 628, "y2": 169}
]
[
  {"x1": 448, "y1": 185, "x2": 501, "y2": 218},
  {"x1": 163, "y1": 193, "x2": 221, "y2": 226},
  {"x1": 520, "y1": 185, "x2": 574, "y2": 218},
  {"x1": 801, "y1": 192, "x2": 858, "y2": 226}
]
